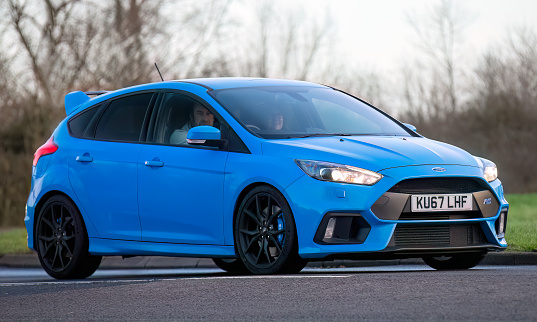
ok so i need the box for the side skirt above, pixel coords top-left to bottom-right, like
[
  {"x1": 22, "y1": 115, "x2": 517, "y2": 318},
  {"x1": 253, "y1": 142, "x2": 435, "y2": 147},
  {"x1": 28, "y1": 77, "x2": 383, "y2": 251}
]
[{"x1": 88, "y1": 238, "x2": 237, "y2": 258}]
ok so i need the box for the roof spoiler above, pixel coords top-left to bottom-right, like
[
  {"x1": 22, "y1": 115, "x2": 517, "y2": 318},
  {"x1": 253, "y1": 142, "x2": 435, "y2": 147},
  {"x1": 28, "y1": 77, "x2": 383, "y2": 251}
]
[{"x1": 64, "y1": 91, "x2": 109, "y2": 115}]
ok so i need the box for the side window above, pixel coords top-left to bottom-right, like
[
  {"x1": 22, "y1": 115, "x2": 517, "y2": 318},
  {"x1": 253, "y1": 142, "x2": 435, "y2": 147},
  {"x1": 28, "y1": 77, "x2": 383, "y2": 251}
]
[
  {"x1": 94, "y1": 93, "x2": 153, "y2": 142},
  {"x1": 153, "y1": 93, "x2": 220, "y2": 146},
  {"x1": 68, "y1": 105, "x2": 100, "y2": 138}
]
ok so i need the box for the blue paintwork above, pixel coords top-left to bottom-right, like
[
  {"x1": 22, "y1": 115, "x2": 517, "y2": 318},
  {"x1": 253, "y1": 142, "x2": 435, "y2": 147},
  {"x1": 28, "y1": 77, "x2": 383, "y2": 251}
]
[
  {"x1": 187, "y1": 126, "x2": 221, "y2": 140},
  {"x1": 137, "y1": 144, "x2": 227, "y2": 244},
  {"x1": 64, "y1": 91, "x2": 91, "y2": 115},
  {"x1": 25, "y1": 78, "x2": 509, "y2": 260}
]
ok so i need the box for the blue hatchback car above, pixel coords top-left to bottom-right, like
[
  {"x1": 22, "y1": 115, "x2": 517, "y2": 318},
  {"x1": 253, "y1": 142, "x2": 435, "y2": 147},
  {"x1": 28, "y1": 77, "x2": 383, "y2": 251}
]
[{"x1": 26, "y1": 78, "x2": 508, "y2": 279}]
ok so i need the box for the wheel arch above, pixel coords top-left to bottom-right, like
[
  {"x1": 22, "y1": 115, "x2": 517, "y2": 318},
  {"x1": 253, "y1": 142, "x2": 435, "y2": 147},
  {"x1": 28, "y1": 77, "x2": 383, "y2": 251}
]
[
  {"x1": 33, "y1": 190, "x2": 90, "y2": 246},
  {"x1": 232, "y1": 181, "x2": 299, "y2": 247}
]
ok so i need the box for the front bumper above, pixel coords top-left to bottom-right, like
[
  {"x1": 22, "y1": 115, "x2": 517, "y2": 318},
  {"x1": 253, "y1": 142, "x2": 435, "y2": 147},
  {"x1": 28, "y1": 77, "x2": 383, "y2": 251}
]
[{"x1": 286, "y1": 164, "x2": 508, "y2": 259}]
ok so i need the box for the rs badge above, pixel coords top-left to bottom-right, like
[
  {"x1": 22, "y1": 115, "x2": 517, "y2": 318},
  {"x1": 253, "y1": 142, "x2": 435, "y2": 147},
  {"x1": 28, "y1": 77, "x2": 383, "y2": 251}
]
[{"x1": 484, "y1": 198, "x2": 492, "y2": 205}]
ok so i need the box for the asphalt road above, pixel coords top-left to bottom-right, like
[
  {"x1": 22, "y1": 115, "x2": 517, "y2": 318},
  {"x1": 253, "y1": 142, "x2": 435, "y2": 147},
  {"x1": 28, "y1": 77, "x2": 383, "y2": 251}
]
[{"x1": 1, "y1": 265, "x2": 536, "y2": 321}]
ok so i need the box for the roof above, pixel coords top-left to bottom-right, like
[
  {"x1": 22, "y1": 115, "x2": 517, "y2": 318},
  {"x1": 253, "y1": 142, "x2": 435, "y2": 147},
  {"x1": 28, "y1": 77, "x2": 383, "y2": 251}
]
[
  {"x1": 64, "y1": 77, "x2": 328, "y2": 116},
  {"x1": 176, "y1": 77, "x2": 327, "y2": 90}
]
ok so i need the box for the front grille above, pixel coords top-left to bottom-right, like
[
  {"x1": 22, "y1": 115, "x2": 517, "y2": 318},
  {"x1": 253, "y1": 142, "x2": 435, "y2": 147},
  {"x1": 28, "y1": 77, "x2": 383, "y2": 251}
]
[
  {"x1": 398, "y1": 211, "x2": 480, "y2": 221},
  {"x1": 393, "y1": 223, "x2": 487, "y2": 247},
  {"x1": 388, "y1": 178, "x2": 486, "y2": 194},
  {"x1": 394, "y1": 225, "x2": 450, "y2": 246},
  {"x1": 467, "y1": 224, "x2": 487, "y2": 244},
  {"x1": 398, "y1": 213, "x2": 450, "y2": 220}
]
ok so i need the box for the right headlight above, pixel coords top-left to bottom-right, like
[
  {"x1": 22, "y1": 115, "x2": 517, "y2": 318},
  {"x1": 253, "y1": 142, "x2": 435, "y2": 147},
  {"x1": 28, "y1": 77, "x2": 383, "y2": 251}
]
[{"x1": 295, "y1": 160, "x2": 382, "y2": 185}]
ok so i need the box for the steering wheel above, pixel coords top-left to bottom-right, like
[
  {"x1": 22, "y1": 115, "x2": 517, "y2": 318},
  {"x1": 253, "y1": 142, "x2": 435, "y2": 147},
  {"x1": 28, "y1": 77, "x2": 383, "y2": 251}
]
[{"x1": 247, "y1": 125, "x2": 261, "y2": 131}]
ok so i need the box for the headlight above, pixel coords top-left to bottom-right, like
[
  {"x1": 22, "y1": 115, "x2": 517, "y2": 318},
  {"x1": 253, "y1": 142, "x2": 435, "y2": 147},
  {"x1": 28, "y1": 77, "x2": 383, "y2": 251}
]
[
  {"x1": 295, "y1": 160, "x2": 382, "y2": 185},
  {"x1": 475, "y1": 156, "x2": 498, "y2": 182},
  {"x1": 484, "y1": 165, "x2": 498, "y2": 182}
]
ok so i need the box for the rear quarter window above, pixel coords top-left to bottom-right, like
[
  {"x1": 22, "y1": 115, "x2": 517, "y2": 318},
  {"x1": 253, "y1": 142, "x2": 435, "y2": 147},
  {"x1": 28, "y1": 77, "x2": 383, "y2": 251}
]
[
  {"x1": 68, "y1": 105, "x2": 100, "y2": 138},
  {"x1": 94, "y1": 93, "x2": 153, "y2": 142}
]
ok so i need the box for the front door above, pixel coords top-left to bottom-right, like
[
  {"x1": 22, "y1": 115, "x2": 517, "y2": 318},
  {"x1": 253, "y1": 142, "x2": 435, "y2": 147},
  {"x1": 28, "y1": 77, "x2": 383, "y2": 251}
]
[{"x1": 137, "y1": 92, "x2": 228, "y2": 244}]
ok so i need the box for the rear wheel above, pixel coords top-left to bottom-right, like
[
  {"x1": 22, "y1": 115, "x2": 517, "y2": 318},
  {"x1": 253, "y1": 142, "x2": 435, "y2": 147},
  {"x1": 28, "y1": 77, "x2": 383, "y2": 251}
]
[
  {"x1": 422, "y1": 252, "x2": 487, "y2": 270},
  {"x1": 235, "y1": 186, "x2": 306, "y2": 275},
  {"x1": 35, "y1": 195, "x2": 102, "y2": 279}
]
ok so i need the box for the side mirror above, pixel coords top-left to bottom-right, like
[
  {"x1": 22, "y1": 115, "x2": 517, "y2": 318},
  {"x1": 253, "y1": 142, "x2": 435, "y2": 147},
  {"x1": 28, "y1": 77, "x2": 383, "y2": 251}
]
[
  {"x1": 403, "y1": 123, "x2": 417, "y2": 132},
  {"x1": 187, "y1": 126, "x2": 226, "y2": 148}
]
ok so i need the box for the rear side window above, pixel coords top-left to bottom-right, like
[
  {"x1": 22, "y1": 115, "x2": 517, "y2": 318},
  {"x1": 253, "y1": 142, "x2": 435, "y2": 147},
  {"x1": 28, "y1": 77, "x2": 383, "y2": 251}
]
[
  {"x1": 68, "y1": 105, "x2": 100, "y2": 138},
  {"x1": 94, "y1": 93, "x2": 153, "y2": 142}
]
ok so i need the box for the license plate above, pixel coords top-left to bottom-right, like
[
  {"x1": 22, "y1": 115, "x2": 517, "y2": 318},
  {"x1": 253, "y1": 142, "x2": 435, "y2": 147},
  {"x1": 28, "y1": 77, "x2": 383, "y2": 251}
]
[{"x1": 411, "y1": 194, "x2": 472, "y2": 212}]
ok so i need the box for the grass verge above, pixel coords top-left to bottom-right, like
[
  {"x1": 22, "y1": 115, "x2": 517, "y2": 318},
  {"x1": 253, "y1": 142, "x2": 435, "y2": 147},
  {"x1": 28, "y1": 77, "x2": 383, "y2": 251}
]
[
  {"x1": 0, "y1": 194, "x2": 535, "y2": 254},
  {"x1": 505, "y1": 193, "x2": 537, "y2": 252},
  {"x1": 0, "y1": 228, "x2": 32, "y2": 255}
]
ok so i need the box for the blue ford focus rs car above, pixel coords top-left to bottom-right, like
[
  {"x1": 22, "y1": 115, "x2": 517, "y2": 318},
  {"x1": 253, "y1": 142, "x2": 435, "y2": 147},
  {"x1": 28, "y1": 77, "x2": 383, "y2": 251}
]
[{"x1": 26, "y1": 78, "x2": 508, "y2": 279}]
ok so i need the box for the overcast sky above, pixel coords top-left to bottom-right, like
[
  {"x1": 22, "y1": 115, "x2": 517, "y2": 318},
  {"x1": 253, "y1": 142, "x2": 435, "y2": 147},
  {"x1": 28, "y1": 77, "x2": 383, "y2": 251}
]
[{"x1": 269, "y1": 0, "x2": 537, "y2": 74}]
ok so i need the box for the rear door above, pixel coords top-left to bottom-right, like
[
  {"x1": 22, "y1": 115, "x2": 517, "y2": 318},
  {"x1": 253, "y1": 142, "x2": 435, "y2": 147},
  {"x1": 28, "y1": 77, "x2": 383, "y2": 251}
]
[{"x1": 68, "y1": 92, "x2": 156, "y2": 241}]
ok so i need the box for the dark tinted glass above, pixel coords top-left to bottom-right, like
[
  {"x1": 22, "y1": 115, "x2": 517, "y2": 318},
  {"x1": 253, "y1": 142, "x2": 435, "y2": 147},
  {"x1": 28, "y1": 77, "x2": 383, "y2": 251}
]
[
  {"x1": 153, "y1": 93, "x2": 203, "y2": 145},
  {"x1": 95, "y1": 93, "x2": 153, "y2": 142},
  {"x1": 68, "y1": 105, "x2": 99, "y2": 138},
  {"x1": 213, "y1": 87, "x2": 411, "y2": 139}
]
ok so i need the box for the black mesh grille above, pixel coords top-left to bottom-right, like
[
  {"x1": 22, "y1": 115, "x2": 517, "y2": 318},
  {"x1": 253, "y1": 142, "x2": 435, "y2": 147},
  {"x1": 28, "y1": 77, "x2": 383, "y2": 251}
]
[
  {"x1": 393, "y1": 223, "x2": 487, "y2": 247},
  {"x1": 395, "y1": 225, "x2": 450, "y2": 246},
  {"x1": 399, "y1": 213, "x2": 450, "y2": 220},
  {"x1": 467, "y1": 224, "x2": 487, "y2": 244},
  {"x1": 398, "y1": 211, "x2": 480, "y2": 221},
  {"x1": 388, "y1": 178, "x2": 486, "y2": 194}
]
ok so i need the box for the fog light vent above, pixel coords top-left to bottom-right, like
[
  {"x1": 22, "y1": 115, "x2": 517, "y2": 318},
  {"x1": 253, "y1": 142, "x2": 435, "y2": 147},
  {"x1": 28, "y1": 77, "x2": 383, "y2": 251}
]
[
  {"x1": 314, "y1": 213, "x2": 371, "y2": 244},
  {"x1": 495, "y1": 209, "x2": 508, "y2": 239},
  {"x1": 324, "y1": 217, "x2": 337, "y2": 239}
]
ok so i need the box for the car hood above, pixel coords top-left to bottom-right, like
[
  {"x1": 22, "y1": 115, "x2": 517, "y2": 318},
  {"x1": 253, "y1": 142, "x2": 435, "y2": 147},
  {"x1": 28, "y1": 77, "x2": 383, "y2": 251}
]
[{"x1": 262, "y1": 136, "x2": 480, "y2": 172}]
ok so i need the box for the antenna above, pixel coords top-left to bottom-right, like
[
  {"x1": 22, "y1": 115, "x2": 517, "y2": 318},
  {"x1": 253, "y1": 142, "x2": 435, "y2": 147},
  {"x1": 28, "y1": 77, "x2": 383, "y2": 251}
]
[{"x1": 154, "y1": 63, "x2": 164, "y2": 81}]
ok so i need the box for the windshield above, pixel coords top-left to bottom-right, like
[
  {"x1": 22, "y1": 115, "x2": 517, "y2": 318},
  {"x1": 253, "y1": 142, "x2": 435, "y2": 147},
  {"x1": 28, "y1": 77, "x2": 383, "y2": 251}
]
[{"x1": 212, "y1": 86, "x2": 412, "y2": 139}]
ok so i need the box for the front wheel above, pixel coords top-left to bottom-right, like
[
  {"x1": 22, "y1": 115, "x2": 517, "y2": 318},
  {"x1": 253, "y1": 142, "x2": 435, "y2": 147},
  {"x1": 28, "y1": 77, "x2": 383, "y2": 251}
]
[
  {"x1": 35, "y1": 195, "x2": 102, "y2": 279},
  {"x1": 422, "y1": 252, "x2": 487, "y2": 270},
  {"x1": 212, "y1": 258, "x2": 250, "y2": 274},
  {"x1": 235, "y1": 186, "x2": 306, "y2": 274}
]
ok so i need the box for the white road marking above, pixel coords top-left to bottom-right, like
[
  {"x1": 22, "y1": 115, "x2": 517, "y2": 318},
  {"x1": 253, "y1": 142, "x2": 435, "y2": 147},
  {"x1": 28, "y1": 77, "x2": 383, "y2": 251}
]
[
  {"x1": 0, "y1": 274, "x2": 348, "y2": 287},
  {"x1": 0, "y1": 279, "x2": 149, "y2": 287},
  {"x1": 3, "y1": 265, "x2": 535, "y2": 287},
  {"x1": 184, "y1": 275, "x2": 349, "y2": 281}
]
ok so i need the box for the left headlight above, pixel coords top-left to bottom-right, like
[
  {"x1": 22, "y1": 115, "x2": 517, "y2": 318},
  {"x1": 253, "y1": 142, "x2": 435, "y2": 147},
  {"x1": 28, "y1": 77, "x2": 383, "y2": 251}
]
[
  {"x1": 475, "y1": 157, "x2": 498, "y2": 182},
  {"x1": 295, "y1": 160, "x2": 382, "y2": 185},
  {"x1": 484, "y1": 164, "x2": 498, "y2": 182}
]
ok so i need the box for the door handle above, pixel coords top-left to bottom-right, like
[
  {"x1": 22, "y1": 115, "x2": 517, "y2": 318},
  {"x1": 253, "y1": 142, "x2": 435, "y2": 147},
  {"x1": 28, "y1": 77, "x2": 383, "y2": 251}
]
[
  {"x1": 76, "y1": 155, "x2": 93, "y2": 162},
  {"x1": 144, "y1": 160, "x2": 164, "y2": 167}
]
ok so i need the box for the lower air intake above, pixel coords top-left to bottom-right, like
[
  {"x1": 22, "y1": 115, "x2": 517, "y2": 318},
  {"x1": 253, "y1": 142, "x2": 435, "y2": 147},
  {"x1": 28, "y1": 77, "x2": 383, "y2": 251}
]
[{"x1": 394, "y1": 224, "x2": 487, "y2": 247}]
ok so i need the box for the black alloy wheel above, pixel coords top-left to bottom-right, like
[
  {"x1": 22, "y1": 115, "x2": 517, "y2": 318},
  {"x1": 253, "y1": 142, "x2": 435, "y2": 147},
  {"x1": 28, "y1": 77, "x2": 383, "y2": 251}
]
[
  {"x1": 212, "y1": 258, "x2": 249, "y2": 274},
  {"x1": 235, "y1": 186, "x2": 307, "y2": 274},
  {"x1": 36, "y1": 195, "x2": 102, "y2": 279},
  {"x1": 422, "y1": 251, "x2": 487, "y2": 270}
]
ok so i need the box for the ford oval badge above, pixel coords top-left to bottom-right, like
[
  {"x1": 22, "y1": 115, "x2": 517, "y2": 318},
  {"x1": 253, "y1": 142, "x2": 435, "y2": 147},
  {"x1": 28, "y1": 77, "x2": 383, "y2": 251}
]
[{"x1": 432, "y1": 167, "x2": 446, "y2": 172}]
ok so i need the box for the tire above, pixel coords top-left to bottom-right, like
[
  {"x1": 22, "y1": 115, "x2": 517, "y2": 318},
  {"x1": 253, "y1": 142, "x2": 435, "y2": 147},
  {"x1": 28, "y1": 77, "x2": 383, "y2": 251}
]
[
  {"x1": 422, "y1": 252, "x2": 487, "y2": 270},
  {"x1": 212, "y1": 258, "x2": 250, "y2": 274},
  {"x1": 235, "y1": 186, "x2": 306, "y2": 274},
  {"x1": 35, "y1": 195, "x2": 102, "y2": 279}
]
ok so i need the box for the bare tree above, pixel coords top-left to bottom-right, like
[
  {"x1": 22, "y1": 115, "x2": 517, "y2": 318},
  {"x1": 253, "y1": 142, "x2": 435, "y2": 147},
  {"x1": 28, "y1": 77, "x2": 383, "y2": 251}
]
[
  {"x1": 170, "y1": 0, "x2": 232, "y2": 79},
  {"x1": 86, "y1": 0, "x2": 166, "y2": 88},
  {"x1": 404, "y1": 0, "x2": 471, "y2": 115},
  {"x1": 6, "y1": 0, "x2": 98, "y2": 105},
  {"x1": 230, "y1": 0, "x2": 334, "y2": 81}
]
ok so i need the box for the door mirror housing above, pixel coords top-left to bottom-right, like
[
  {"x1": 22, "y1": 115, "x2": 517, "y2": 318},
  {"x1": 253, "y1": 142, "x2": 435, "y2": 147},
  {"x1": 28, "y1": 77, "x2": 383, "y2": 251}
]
[
  {"x1": 187, "y1": 126, "x2": 226, "y2": 148},
  {"x1": 403, "y1": 123, "x2": 417, "y2": 132}
]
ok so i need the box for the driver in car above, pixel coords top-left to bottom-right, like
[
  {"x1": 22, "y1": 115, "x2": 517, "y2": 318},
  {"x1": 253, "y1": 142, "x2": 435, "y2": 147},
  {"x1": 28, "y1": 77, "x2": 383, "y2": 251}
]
[{"x1": 170, "y1": 104, "x2": 215, "y2": 145}]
